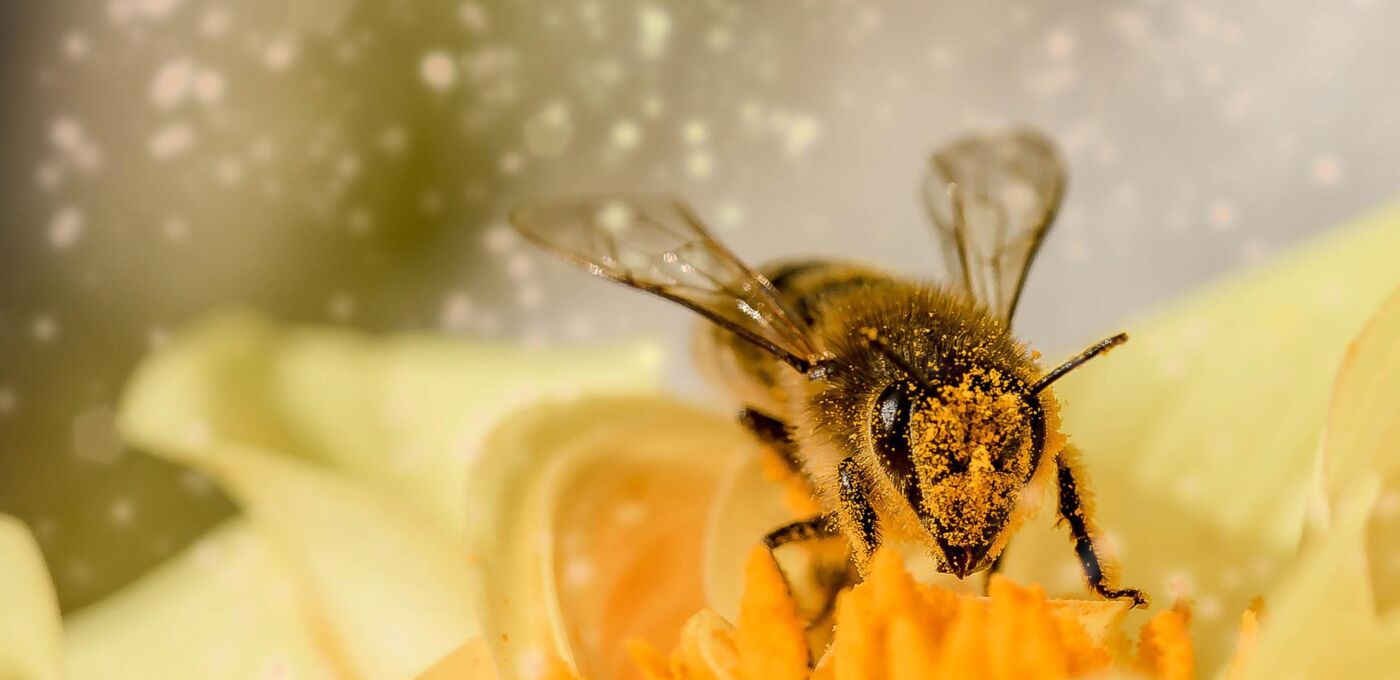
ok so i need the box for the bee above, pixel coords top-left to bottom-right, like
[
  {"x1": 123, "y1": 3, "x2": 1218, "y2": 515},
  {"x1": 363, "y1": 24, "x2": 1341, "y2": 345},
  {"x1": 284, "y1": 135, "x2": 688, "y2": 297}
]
[{"x1": 511, "y1": 129, "x2": 1147, "y2": 608}]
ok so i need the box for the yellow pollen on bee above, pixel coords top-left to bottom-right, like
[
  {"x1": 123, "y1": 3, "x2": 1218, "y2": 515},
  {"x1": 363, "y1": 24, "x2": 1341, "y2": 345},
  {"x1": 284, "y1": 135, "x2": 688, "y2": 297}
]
[{"x1": 903, "y1": 368, "x2": 1030, "y2": 546}]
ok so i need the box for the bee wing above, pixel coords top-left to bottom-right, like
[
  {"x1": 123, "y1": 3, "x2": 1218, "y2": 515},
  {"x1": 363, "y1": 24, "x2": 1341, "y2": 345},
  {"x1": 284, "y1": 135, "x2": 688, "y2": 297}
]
[
  {"x1": 511, "y1": 195, "x2": 825, "y2": 371},
  {"x1": 921, "y1": 129, "x2": 1067, "y2": 323}
]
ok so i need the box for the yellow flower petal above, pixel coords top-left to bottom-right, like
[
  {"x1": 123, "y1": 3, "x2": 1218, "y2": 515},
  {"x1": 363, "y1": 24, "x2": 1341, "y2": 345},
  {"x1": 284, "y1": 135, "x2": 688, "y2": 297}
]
[
  {"x1": 1318, "y1": 284, "x2": 1400, "y2": 611},
  {"x1": 117, "y1": 309, "x2": 664, "y2": 679},
  {"x1": 735, "y1": 548, "x2": 808, "y2": 680},
  {"x1": 119, "y1": 308, "x2": 662, "y2": 534},
  {"x1": 1134, "y1": 605, "x2": 1193, "y2": 680},
  {"x1": 0, "y1": 515, "x2": 64, "y2": 680},
  {"x1": 466, "y1": 398, "x2": 749, "y2": 680},
  {"x1": 1236, "y1": 477, "x2": 1387, "y2": 679},
  {"x1": 65, "y1": 521, "x2": 343, "y2": 679}
]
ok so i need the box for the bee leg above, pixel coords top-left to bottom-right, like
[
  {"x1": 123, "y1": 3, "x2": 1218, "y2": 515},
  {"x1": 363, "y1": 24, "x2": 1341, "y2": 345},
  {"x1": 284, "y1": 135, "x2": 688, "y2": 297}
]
[
  {"x1": 838, "y1": 455, "x2": 882, "y2": 570},
  {"x1": 761, "y1": 513, "x2": 852, "y2": 666},
  {"x1": 763, "y1": 513, "x2": 839, "y2": 549},
  {"x1": 738, "y1": 407, "x2": 805, "y2": 474},
  {"x1": 1055, "y1": 454, "x2": 1150, "y2": 608}
]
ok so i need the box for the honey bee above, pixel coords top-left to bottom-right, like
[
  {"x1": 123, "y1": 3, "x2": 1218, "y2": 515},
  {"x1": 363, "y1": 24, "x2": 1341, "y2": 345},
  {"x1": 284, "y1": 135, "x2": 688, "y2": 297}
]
[{"x1": 511, "y1": 129, "x2": 1147, "y2": 608}]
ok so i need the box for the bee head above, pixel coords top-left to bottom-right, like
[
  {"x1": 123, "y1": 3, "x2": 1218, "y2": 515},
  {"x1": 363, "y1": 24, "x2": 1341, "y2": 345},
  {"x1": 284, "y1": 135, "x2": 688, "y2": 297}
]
[{"x1": 869, "y1": 365, "x2": 1043, "y2": 578}]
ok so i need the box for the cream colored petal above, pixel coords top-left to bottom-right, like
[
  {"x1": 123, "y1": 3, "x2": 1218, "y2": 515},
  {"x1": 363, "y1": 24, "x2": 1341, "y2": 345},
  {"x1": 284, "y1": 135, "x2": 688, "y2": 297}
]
[
  {"x1": 120, "y1": 309, "x2": 662, "y2": 534},
  {"x1": 0, "y1": 515, "x2": 64, "y2": 680},
  {"x1": 465, "y1": 397, "x2": 748, "y2": 680},
  {"x1": 117, "y1": 309, "x2": 664, "y2": 679},
  {"x1": 1317, "y1": 284, "x2": 1400, "y2": 612},
  {"x1": 64, "y1": 520, "x2": 342, "y2": 680},
  {"x1": 1234, "y1": 477, "x2": 1392, "y2": 680}
]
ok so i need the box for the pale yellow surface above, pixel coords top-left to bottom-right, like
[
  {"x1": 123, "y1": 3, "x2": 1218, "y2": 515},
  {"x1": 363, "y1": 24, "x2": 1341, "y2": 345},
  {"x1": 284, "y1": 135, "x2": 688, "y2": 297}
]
[{"x1": 0, "y1": 515, "x2": 64, "y2": 680}]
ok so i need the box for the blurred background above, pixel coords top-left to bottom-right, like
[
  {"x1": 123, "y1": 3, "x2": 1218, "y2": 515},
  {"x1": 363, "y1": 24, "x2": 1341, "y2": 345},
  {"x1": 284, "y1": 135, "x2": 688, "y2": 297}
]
[{"x1": 1, "y1": 0, "x2": 1398, "y2": 613}]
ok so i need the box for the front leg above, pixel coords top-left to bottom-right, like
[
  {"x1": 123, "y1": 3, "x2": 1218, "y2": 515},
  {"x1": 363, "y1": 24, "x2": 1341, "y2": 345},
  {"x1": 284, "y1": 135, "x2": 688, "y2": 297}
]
[
  {"x1": 739, "y1": 407, "x2": 806, "y2": 474},
  {"x1": 1055, "y1": 451, "x2": 1150, "y2": 608},
  {"x1": 837, "y1": 455, "x2": 882, "y2": 573}
]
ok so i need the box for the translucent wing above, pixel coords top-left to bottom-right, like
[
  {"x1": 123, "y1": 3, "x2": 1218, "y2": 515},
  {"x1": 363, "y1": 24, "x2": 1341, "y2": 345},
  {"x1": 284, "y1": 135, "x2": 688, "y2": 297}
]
[
  {"x1": 511, "y1": 195, "x2": 825, "y2": 371},
  {"x1": 921, "y1": 129, "x2": 1067, "y2": 323}
]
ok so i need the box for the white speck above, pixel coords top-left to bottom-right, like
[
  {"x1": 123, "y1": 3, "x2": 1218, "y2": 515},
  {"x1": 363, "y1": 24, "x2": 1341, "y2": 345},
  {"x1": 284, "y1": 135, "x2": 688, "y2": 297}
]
[
  {"x1": 378, "y1": 126, "x2": 409, "y2": 154},
  {"x1": 716, "y1": 200, "x2": 744, "y2": 231},
  {"x1": 49, "y1": 206, "x2": 84, "y2": 249},
  {"x1": 515, "y1": 649, "x2": 547, "y2": 680},
  {"x1": 147, "y1": 326, "x2": 171, "y2": 349},
  {"x1": 150, "y1": 58, "x2": 195, "y2": 109},
  {"x1": 163, "y1": 216, "x2": 188, "y2": 241},
  {"x1": 614, "y1": 501, "x2": 647, "y2": 525},
  {"x1": 420, "y1": 50, "x2": 457, "y2": 90},
  {"x1": 250, "y1": 138, "x2": 275, "y2": 162},
  {"x1": 109, "y1": 498, "x2": 137, "y2": 526},
  {"x1": 517, "y1": 283, "x2": 544, "y2": 309},
  {"x1": 686, "y1": 151, "x2": 715, "y2": 179},
  {"x1": 523, "y1": 102, "x2": 572, "y2": 157},
  {"x1": 1310, "y1": 155, "x2": 1343, "y2": 187},
  {"x1": 505, "y1": 253, "x2": 533, "y2": 280},
  {"x1": 149, "y1": 122, "x2": 195, "y2": 159},
  {"x1": 637, "y1": 5, "x2": 672, "y2": 59},
  {"x1": 193, "y1": 69, "x2": 225, "y2": 103},
  {"x1": 73, "y1": 407, "x2": 124, "y2": 463},
  {"x1": 51, "y1": 117, "x2": 84, "y2": 148},
  {"x1": 780, "y1": 114, "x2": 820, "y2": 156},
  {"x1": 597, "y1": 201, "x2": 634, "y2": 233},
  {"x1": 50, "y1": 117, "x2": 102, "y2": 171},
  {"x1": 215, "y1": 157, "x2": 245, "y2": 186},
  {"x1": 136, "y1": 0, "x2": 184, "y2": 20},
  {"x1": 484, "y1": 224, "x2": 515, "y2": 253},
  {"x1": 1164, "y1": 571, "x2": 1196, "y2": 599},
  {"x1": 458, "y1": 2, "x2": 489, "y2": 33},
  {"x1": 35, "y1": 161, "x2": 63, "y2": 190},
  {"x1": 335, "y1": 153, "x2": 361, "y2": 179},
  {"x1": 32, "y1": 316, "x2": 59, "y2": 343},
  {"x1": 642, "y1": 95, "x2": 665, "y2": 118},
  {"x1": 1197, "y1": 595, "x2": 1223, "y2": 621},
  {"x1": 327, "y1": 293, "x2": 356, "y2": 321},
  {"x1": 1207, "y1": 201, "x2": 1237, "y2": 230},
  {"x1": 440, "y1": 292, "x2": 474, "y2": 331},
  {"x1": 707, "y1": 26, "x2": 732, "y2": 51},
  {"x1": 682, "y1": 120, "x2": 708, "y2": 146},
  {"x1": 347, "y1": 208, "x2": 374, "y2": 235},
  {"x1": 1045, "y1": 30, "x2": 1075, "y2": 59},
  {"x1": 499, "y1": 150, "x2": 525, "y2": 175},
  {"x1": 563, "y1": 558, "x2": 595, "y2": 588},
  {"x1": 263, "y1": 38, "x2": 297, "y2": 71},
  {"x1": 610, "y1": 120, "x2": 641, "y2": 151},
  {"x1": 200, "y1": 6, "x2": 230, "y2": 36},
  {"x1": 62, "y1": 32, "x2": 90, "y2": 60}
]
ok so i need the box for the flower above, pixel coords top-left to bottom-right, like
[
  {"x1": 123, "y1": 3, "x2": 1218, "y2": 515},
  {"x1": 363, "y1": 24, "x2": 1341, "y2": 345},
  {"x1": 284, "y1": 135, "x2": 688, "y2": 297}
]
[
  {"x1": 1, "y1": 203, "x2": 1399, "y2": 679},
  {"x1": 628, "y1": 546, "x2": 1224, "y2": 680}
]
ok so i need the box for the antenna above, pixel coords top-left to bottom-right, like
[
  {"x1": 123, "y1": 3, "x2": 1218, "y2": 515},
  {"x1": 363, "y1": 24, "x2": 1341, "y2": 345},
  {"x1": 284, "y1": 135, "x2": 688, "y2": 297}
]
[{"x1": 1031, "y1": 333, "x2": 1128, "y2": 395}]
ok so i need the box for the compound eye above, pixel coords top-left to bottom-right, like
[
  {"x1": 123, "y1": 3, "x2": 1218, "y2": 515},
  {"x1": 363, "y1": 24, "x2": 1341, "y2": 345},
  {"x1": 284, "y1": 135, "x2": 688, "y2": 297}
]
[{"x1": 871, "y1": 383, "x2": 918, "y2": 486}]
